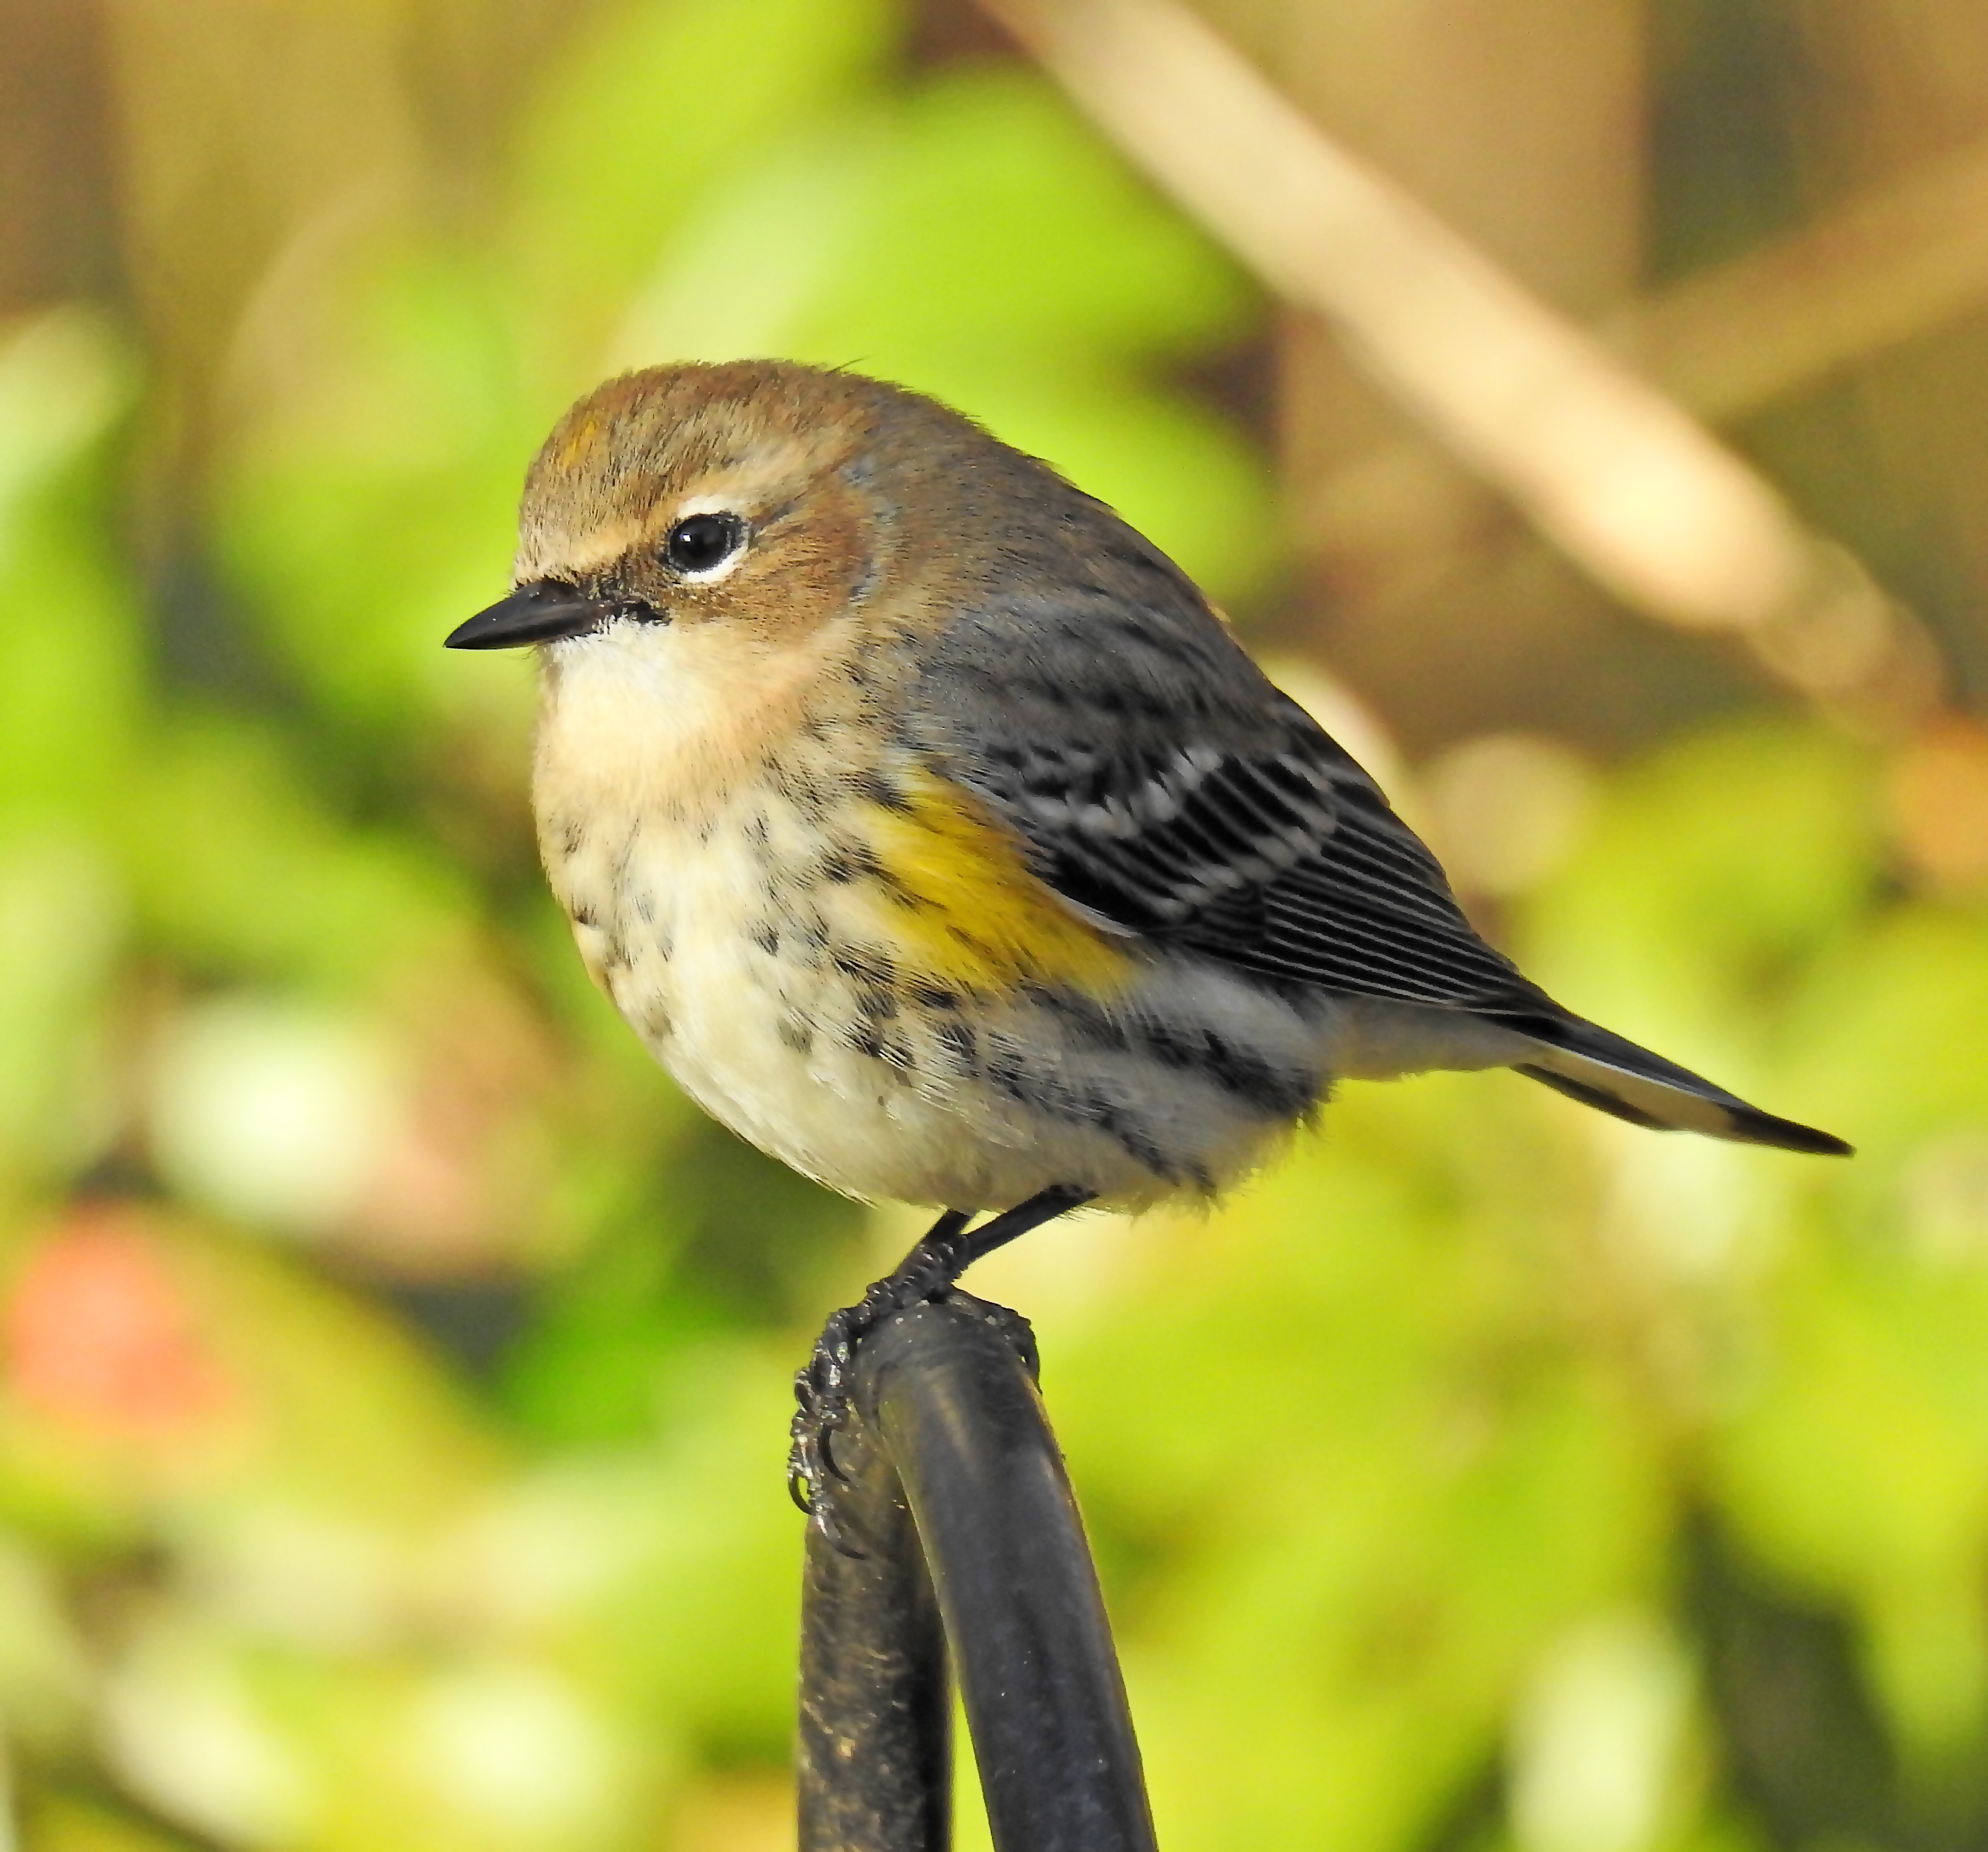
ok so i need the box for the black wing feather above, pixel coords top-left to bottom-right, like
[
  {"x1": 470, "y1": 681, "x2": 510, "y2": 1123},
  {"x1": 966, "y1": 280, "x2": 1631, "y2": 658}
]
[{"x1": 904, "y1": 576, "x2": 1550, "y2": 1016}]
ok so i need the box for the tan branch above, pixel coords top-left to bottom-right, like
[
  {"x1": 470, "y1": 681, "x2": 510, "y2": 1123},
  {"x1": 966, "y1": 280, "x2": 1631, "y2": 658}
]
[
  {"x1": 982, "y1": 0, "x2": 1945, "y2": 731},
  {"x1": 1307, "y1": 138, "x2": 1988, "y2": 601},
  {"x1": 1618, "y1": 135, "x2": 1988, "y2": 424}
]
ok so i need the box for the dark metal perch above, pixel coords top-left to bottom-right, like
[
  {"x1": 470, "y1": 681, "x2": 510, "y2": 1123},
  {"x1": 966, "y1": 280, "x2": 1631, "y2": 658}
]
[{"x1": 798, "y1": 1292, "x2": 1159, "y2": 1852}]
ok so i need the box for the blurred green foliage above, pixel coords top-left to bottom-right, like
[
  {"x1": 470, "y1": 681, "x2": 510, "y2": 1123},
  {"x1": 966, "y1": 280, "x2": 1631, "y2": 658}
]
[{"x1": 0, "y1": 1, "x2": 1984, "y2": 1850}]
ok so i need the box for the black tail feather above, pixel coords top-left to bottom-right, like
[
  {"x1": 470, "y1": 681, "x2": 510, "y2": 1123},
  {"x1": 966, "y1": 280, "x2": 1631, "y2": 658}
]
[{"x1": 1508, "y1": 1013, "x2": 1851, "y2": 1157}]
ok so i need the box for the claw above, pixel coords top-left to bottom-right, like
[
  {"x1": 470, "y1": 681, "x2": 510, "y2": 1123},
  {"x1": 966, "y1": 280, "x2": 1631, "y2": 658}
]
[
  {"x1": 819, "y1": 1421, "x2": 852, "y2": 1484},
  {"x1": 788, "y1": 1313, "x2": 860, "y2": 1521},
  {"x1": 815, "y1": 1499, "x2": 864, "y2": 1559}
]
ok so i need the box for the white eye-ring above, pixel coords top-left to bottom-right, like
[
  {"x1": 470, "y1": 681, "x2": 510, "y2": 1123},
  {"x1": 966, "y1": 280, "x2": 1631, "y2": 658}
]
[{"x1": 662, "y1": 502, "x2": 748, "y2": 582}]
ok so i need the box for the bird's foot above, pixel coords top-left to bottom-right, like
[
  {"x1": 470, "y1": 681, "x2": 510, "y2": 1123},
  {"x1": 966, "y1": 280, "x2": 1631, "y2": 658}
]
[
  {"x1": 787, "y1": 1187, "x2": 1091, "y2": 1550},
  {"x1": 787, "y1": 1210, "x2": 969, "y2": 1553}
]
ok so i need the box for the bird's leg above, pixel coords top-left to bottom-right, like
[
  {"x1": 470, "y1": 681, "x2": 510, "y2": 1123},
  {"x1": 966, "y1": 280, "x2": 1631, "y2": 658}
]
[{"x1": 788, "y1": 1184, "x2": 1094, "y2": 1545}]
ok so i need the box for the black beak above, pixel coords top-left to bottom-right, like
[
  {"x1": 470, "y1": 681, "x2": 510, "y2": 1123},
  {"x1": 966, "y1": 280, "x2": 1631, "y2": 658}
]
[{"x1": 444, "y1": 580, "x2": 628, "y2": 650}]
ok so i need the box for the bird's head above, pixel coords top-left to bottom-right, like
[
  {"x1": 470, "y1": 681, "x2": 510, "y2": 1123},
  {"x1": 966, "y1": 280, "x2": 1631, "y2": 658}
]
[
  {"x1": 444, "y1": 360, "x2": 1007, "y2": 670},
  {"x1": 451, "y1": 360, "x2": 1058, "y2": 814}
]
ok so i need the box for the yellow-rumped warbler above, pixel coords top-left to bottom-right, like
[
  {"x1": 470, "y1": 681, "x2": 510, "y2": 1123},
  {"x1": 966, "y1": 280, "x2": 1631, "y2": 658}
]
[{"x1": 447, "y1": 360, "x2": 1847, "y2": 1521}]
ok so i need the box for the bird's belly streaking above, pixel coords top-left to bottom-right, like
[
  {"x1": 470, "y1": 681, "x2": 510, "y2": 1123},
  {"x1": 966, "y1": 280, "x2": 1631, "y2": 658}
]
[
  {"x1": 529, "y1": 620, "x2": 1532, "y2": 1209},
  {"x1": 539, "y1": 766, "x2": 1364, "y2": 1212}
]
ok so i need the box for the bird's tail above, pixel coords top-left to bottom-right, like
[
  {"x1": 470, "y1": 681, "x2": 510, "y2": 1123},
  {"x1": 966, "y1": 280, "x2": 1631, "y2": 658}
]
[{"x1": 1510, "y1": 1013, "x2": 1851, "y2": 1156}]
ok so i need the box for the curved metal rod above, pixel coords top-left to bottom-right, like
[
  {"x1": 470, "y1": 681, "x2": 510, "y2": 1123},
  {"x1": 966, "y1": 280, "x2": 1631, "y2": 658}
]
[
  {"x1": 798, "y1": 1292, "x2": 1158, "y2": 1852},
  {"x1": 797, "y1": 1365, "x2": 951, "y2": 1851}
]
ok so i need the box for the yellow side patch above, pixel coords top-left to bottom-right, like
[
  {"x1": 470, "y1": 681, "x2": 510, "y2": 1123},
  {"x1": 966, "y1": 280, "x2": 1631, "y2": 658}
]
[{"x1": 860, "y1": 774, "x2": 1132, "y2": 996}]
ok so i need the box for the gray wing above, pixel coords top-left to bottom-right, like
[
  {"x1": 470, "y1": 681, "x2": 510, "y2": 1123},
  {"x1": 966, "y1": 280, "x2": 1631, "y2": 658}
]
[
  {"x1": 901, "y1": 571, "x2": 1553, "y2": 1019},
  {"x1": 898, "y1": 555, "x2": 1851, "y2": 1159}
]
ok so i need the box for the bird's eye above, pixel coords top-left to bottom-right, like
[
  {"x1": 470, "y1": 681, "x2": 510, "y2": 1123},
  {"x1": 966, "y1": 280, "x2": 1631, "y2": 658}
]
[{"x1": 663, "y1": 512, "x2": 747, "y2": 576}]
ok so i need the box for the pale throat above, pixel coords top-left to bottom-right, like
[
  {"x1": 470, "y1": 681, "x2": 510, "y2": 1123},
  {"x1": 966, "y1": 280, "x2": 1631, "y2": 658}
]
[{"x1": 530, "y1": 617, "x2": 837, "y2": 854}]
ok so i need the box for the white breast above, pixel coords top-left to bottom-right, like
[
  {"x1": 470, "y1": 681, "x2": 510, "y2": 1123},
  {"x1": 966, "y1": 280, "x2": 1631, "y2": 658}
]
[
  {"x1": 525, "y1": 616, "x2": 1397, "y2": 1212},
  {"x1": 526, "y1": 617, "x2": 1003, "y2": 1202}
]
